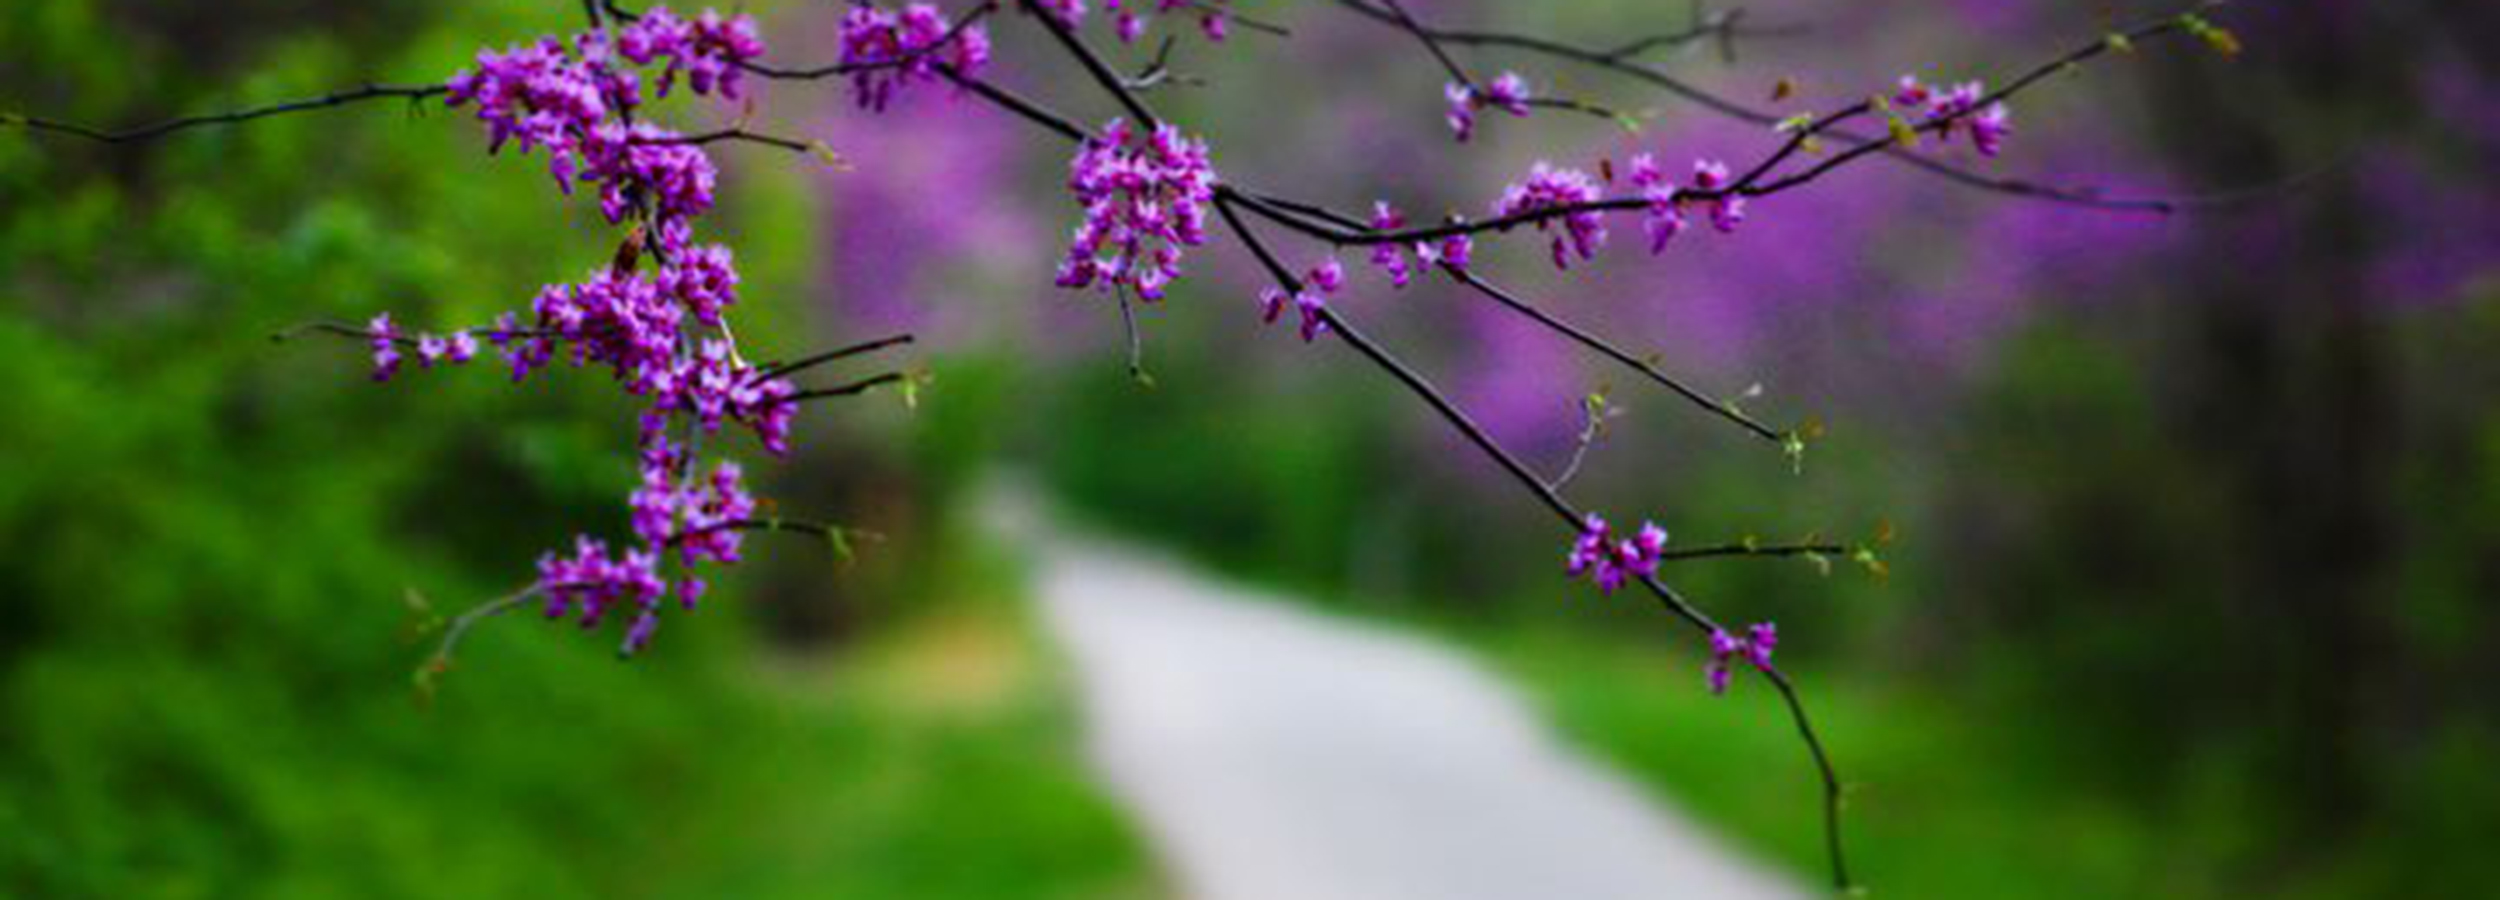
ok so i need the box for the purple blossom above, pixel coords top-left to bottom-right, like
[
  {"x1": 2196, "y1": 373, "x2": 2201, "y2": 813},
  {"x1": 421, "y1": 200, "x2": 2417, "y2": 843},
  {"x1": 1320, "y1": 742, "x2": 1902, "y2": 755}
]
[
  {"x1": 1444, "y1": 83, "x2": 1478, "y2": 142},
  {"x1": 1628, "y1": 153, "x2": 1687, "y2": 253},
  {"x1": 1483, "y1": 72, "x2": 1533, "y2": 115},
  {"x1": 368, "y1": 313, "x2": 402, "y2": 381},
  {"x1": 1366, "y1": 201, "x2": 1417, "y2": 288},
  {"x1": 1259, "y1": 257, "x2": 1342, "y2": 342},
  {"x1": 1495, "y1": 162, "x2": 1607, "y2": 270},
  {"x1": 618, "y1": 6, "x2": 765, "y2": 100},
  {"x1": 1442, "y1": 233, "x2": 1474, "y2": 271},
  {"x1": 1911, "y1": 78, "x2": 2013, "y2": 156},
  {"x1": 1689, "y1": 158, "x2": 1746, "y2": 234},
  {"x1": 1037, "y1": 0, "x2": 1086, "y2": 28},
  {"x1": 537, "y1": 536, "x2": 667, "y2": 636},
  {"x1": 1258, "y1": 286, "x2": 1289, "y2": 324},
  {"x1": 1969, "y1": 102, "x2": 2013, "y2": 157},
  {"x1": 838, "y1": 2, "x2": 993, "y2": 112},
  {"x1": 1705, "y1": 622, "x2": 1780, "y2": 694},
  {"x1": 416, "y1": 334, "x2": 450, "y2": 367},
  {"x1": 1565, "y1": 514, "x2": 1670, "y2": 594},
  {"x1": 1296, "y1": 291, "x2": 1330, "y2": 342},
  {"x1": 1444, "y1": 71, "x2": 1534, "y2": 142},
  {"x1": 1892, "y1": 74, "x2": 1933, "y2": 108}
]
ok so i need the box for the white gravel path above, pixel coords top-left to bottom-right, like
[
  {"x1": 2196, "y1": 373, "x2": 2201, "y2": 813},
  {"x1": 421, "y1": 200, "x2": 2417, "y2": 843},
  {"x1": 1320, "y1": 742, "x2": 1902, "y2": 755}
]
[{"x1": 1001, "y1": 490, "x2": 1810, "y2": 900}]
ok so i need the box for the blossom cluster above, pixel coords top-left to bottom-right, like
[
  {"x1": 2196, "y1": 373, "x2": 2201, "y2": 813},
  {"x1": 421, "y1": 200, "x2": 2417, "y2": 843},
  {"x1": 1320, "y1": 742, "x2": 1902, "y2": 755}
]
[
  {"x1": 1057, "y1": 118, "x2": 1217, "y2": 301},
  {"x1": 1476, "y1": 155, "x2": 1752, "y2": 270},
  {"x1": 377, "y1": 8, "x2": 808, "y2": 656},
  {"x1": 444, "y1": 10, "x2": 754, "y2": 245},
  {"x1": 1706, "y1": 623, "x2": 1779, "y2": 694},
  {"x1": 1495, "y1": 162, "x2": 1608, "y2": 270},
  {"x1": 617, "y1": 6, "x2": 767, "y2": 101},
  {"x1": 837, "y1": 2, "x2": 994, "y2": 112},
  {"x1": 364, "y1": 312, "x2": 479, "y2": 382},
  {"x1": 1893, "y1": 74, "x2": 2012, "y2": 157},
  {"x1": 1446, "y1": 72, "x2": 1531, "y2": 142},
  {"x1": 1259, "y1": 257, "x2": 1343, "y2": 342},
  {"x1": 1363, "y1": 201, "x2": 1474, "y2": 288},
  {"x1": 1565, "y1": 513, "x2": 1669, "y2": 594}
]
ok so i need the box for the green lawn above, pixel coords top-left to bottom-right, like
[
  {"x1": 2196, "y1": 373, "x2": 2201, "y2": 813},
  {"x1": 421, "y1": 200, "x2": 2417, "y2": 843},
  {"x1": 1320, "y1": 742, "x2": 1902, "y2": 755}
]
[{"x1": 1463, "y1": 626, "x2": 2200, "y2": 899}]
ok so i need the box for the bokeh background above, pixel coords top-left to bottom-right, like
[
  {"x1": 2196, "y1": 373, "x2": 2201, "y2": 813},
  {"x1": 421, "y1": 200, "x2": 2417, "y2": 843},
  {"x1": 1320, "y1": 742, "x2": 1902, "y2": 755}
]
[{"x1": 4, "y1": 0, "x2": 2495, "y2": 897}]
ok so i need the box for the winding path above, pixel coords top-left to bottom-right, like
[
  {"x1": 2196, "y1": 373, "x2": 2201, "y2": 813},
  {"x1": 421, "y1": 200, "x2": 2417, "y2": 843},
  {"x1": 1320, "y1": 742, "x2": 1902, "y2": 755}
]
[{"x1": 1007, "y1": 495, "x2": 1808, "y2": 900}]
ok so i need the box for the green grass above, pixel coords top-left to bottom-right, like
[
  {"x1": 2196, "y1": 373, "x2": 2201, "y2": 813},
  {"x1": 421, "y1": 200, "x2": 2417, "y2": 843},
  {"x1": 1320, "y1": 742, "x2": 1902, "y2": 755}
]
[
  {"x1": 0, "y1": 522, "x2": 1155, "y2": 900},
  {"x1": 664, "y1": 582, "x2": 1160, "y2": 900},
  {"x1": 1460, "y1": 626, "x2": 2192, "y2": 899}
]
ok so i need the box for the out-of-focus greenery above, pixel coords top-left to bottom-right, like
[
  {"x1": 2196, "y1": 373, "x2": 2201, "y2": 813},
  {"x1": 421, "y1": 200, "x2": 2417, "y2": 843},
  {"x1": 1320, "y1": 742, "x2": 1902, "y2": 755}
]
[
  {"x1": 1, "y1": 1, "x2": 1146, "y2": 896},
  {"x1": 1033, "y1": 284, "x2": 2500, "y2": 897}
]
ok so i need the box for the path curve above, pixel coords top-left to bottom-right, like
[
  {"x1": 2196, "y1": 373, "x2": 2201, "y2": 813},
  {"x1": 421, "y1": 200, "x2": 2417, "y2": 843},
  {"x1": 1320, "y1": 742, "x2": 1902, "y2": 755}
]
[{"x1": 998, "y1": 491, "x2": 1808, "y2": 900}]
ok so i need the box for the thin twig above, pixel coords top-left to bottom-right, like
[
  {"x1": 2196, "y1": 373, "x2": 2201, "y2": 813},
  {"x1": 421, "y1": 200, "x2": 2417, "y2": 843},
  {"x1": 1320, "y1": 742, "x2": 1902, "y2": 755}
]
[
  {"x1": 751, "y1": 333, "x2": 916, "y2": 383},
  {"x1": 9, "y1": 84, "x2": 447, "y2": 144},
  {"x1": 790, "y1": 371, "x2": 906, "y2": 403},
  {"x1": 1381, "y1": 0, "x2": 1475, "y2": 87},
  {"x1": 1330, "y1": 0, "x2": 2256, "y2": 213}
]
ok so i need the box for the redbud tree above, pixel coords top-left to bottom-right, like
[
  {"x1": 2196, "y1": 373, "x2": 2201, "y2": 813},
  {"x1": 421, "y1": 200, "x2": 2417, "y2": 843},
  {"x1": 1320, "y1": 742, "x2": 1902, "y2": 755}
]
[{"x1": 10, "y1": 0, "x2": 2247, "y2": 889}]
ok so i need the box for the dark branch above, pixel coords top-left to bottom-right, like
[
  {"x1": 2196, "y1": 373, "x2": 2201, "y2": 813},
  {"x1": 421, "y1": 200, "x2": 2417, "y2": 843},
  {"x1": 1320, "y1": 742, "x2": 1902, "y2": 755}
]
[
  {"x1": 1330, "y1": 0, "x2": 2239, "y2": 214},
  {"x1": 1449, "y1": 268, "x2": 1789, "y2": 445},
  {"x1": 9, "y1": 84, "x2": 448, "y2": 144},
  {"x1": 1019, "y1": 0, "x2": 1163, "y2": 129},
  {"x1": 751, "y1": 333, "x2": 916, "y2": 383},
  {"x1": 790, "y1": 371, "x2": 906, "y2": 403}
]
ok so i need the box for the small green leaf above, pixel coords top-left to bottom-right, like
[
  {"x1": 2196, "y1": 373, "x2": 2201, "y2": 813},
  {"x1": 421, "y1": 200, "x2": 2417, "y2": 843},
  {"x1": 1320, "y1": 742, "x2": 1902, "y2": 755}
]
[
  {"x1": 1886, "y1": 115, "x2": 1920, "y2": 149},
  {"x1": 808, "y1": 139, "x2": 852, "y2": 170},
  {"x1": 2104, "y1": 32, "x2": 2135, "y2": 54}
]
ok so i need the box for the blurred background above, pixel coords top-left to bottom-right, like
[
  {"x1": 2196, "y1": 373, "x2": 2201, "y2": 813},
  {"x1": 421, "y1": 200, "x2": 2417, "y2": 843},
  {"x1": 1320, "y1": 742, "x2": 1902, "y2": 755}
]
[{"x1": 3, "y1": 0, "x2": 2494, "y2": 897}]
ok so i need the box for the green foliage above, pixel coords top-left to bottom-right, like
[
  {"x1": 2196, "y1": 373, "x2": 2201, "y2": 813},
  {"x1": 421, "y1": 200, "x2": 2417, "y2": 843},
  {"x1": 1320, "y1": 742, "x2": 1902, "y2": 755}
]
[{"x1": 0, "y1": 2, "x2": 1146, "y2": 896}]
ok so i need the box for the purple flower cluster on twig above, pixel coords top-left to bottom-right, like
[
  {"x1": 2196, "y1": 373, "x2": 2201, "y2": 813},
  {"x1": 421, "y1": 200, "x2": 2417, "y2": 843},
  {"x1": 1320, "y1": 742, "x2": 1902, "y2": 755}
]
[
  {"x1": 838, "y1": 2, "x2": 994, "y2": 111},
  {"x1": 1706, "y1": 622, "x2": 1779, "y2": 694},
  {"x1": 1565, "y1": 513, "x2": 1670, "y2": 594},
  {"x1": 1446, "y1": 71, "x2": 1531, "y2": 142},
  {"x1": 1057, "y1": 117, "x2": 1217, "y2": 301}
]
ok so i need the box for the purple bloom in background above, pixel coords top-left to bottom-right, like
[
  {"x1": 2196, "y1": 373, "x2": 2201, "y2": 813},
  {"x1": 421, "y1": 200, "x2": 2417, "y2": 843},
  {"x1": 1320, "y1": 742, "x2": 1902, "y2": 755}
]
[{"x1": 811, "y1": 61, "x2": 1041, "y2": 344}]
